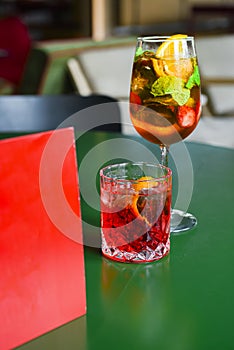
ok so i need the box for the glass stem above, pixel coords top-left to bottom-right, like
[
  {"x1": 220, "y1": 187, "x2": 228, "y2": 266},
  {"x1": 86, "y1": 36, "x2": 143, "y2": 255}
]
[{"x1": 160, "y1": 144, "x2": 169, "y2": 167}]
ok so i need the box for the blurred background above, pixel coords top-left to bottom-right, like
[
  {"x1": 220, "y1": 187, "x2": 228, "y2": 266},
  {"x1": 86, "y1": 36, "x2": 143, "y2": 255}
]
[
  {"x1": 0, "y1": 0, "x2": 234, "y2": 147},
  {"x1": 1, "y1": 0, "x2": 234, "y2": 92},
  {"x1": 1, "y1": 0, "x2": 234, "y2": 41}
]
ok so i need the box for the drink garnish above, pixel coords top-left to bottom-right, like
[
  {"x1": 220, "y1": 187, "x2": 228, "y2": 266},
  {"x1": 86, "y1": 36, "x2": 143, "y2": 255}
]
[
  {"x1": 131, "y1": 176, "x2": 158, "y2": 226},
  {"x1": 130, "y1": 35, "x2": 201, "y2": 145},
  {"x1": 135, "y1": 46, "x2": 144, "y2": 60},
  {"x1": 153, "y1": 34, "x2": 193, "y2": 80},
  {"x1": 176, "y1": 105, "x2": 196, "y2": 127},
  {"x1": 156, "y1": 34, "x2": 188, "y2": 57},
  {"x1": 150, "y1": 75, "x2": 190, "y2": 106},
  {"x1": 130, "y1": 91, "x2": 142, "y2": 105},
  {"x1": 186, "y1": 65, "x2": 201, "y2": 89},
  {"x1": 132, "y1": 176, "x2": 158, "y2": 192}
]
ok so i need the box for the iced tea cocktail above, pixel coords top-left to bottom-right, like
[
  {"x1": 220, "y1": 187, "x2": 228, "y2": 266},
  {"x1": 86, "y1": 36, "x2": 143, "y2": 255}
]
[
  {"x1": 100, "y1": 162, "x2": 172, "y2": 263},
  {"x1": 130, "y1": 35, "x2": 201, "y2": 146}
]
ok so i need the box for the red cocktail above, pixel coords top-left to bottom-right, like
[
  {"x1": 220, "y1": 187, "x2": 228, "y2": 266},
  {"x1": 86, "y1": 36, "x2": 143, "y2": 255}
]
[{"x1": 100, "y1": 162, "x2": 172, "y2": 263}]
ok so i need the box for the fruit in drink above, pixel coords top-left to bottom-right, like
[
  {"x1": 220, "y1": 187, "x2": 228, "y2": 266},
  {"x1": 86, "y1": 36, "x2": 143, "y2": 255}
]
[
  {"x1": 130, "y1": 35, "x2": 201, "y2": 145},
  {"x1": 100, "y1": 176, "x2": 171, "y2": 263}
]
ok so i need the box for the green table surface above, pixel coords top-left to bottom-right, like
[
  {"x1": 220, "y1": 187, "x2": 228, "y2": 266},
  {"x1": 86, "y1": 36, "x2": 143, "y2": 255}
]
[{"x1": 1, "y1": 130, "x2": 234, "y2": 350}]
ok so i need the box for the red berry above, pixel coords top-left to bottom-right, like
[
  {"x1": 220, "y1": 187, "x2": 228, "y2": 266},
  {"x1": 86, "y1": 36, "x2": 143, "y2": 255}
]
[
  {"x1": 176, "y1": 106, "x2": 196, "y2": 128},
  {"x1": 130, "y1": 92, "x2": 141, "y2": 105}
]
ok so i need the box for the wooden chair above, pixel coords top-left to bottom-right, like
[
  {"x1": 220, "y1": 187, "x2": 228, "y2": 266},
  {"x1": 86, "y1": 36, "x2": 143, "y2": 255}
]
[
  {"x1": 195, "y1": 34, "x2": 234, "y2": 116},
  {"x1": 67, "y1": 41, "x2": 136, "y2": 101}
]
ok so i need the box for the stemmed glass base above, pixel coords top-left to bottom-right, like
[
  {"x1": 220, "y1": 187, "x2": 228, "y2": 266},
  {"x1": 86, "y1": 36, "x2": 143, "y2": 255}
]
[
  {"x1": 170, "y1": 209, "x2": 197, "y2": 233},
  {"x1": 160, "y1": 145, "x2": 197, "y2": 234}
]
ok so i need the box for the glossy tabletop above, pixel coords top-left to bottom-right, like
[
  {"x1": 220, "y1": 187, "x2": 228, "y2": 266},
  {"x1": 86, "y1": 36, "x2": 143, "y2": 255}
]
[{"x1": 1, "y1": 130, "x2": 234, "y2": 350}]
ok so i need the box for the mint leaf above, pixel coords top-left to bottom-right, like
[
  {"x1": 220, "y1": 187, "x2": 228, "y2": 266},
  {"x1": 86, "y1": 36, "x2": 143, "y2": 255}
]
[
  {"x1": 172, "y1": 89, "x2": 190, "y2": 106},
  {"x1": 150, "y1": 76, "x2": 190, "y2": 106},
  {"x1": 151, "y1": 76, "x2": 184, "y2": 96},
  {"x1": 186, "y1": 65, "x2": 201, "y2": 89},
  {"x1": 134, "y1": 47, "x2": 144, "y2": 61}
]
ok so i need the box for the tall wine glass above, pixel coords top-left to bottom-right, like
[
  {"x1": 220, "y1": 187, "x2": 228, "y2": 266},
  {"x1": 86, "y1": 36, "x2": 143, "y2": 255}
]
[{"x1": 129, "y1": 35, "x2": 201, "y2": 233}]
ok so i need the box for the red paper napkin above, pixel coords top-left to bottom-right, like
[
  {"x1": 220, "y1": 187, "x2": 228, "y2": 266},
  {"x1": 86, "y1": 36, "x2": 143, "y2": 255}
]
[{"x1": 0, "y1": 128, "x2": 86, "y2": 349}]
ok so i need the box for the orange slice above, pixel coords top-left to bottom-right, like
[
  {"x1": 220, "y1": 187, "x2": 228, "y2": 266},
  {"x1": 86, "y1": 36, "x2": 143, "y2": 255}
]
[
  {"x1": 131, "y1": 176, "x2": 158, "y2": 226},
  {"x1": 152, "y1": 34, "x2": 193, "y2": 80},
  {"x1": 156, "y1": 34, "x2": 188, "y2": 58},
  {"x1": 132, "y1": 176, "x2": 158, "y2": 192}
]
